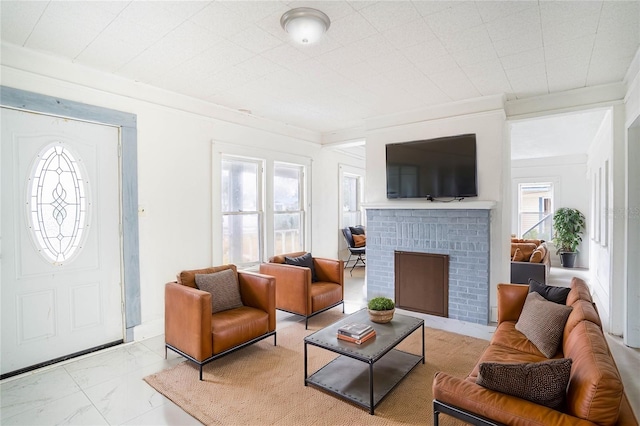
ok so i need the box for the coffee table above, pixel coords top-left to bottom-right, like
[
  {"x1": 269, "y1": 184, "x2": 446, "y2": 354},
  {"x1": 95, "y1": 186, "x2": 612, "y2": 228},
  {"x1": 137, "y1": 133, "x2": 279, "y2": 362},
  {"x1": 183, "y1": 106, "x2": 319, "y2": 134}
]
[{"x1": 304, "y1": 308, "x2": 424, "y2": 415}]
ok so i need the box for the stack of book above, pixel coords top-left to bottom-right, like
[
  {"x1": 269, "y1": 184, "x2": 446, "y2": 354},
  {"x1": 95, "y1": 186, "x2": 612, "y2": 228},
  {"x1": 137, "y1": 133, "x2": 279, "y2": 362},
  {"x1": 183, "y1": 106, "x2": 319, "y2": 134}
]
[{"x1": 337, "y1": 323, "x2": 376, "y2": 344}]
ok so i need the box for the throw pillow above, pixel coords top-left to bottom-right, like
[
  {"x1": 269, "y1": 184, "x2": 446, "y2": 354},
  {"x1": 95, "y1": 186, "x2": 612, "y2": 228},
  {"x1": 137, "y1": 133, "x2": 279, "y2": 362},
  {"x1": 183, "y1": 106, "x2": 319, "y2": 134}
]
[
  {"x1": 195, "y1": 268, "x2": 243, "y2": 314},
  {"x1": 529, "y1": 278, "x2": 571, "y2": 305},
  {"x1": 285, "y1": 252, "x2": 318, "y2": 282},
  {"x1": 349, "y1": 226, "x2": 365, "y2": 235},
  {"x1": 530, "y1": 244, "x2": 547, "y2": 263},
  {"x1": 512, "y1": 248, "x2": 525, "y2": 262},
  {"x1": 515, "y1": 292, "x2": 573, "y2": 358},
  {"x1": 476, "y1": 358, "x2": 572, "y2": 409},
  {"x1": 353, "y1": 234, "x2": 366, "y2": 248}
]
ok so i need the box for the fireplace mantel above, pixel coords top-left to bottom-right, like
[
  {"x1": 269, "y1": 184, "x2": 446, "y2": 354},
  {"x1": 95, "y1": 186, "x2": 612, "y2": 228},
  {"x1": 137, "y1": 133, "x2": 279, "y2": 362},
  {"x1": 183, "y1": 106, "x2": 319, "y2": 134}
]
[{"x1": 364, "y1": 200, "x2": 496, "y2": 210}]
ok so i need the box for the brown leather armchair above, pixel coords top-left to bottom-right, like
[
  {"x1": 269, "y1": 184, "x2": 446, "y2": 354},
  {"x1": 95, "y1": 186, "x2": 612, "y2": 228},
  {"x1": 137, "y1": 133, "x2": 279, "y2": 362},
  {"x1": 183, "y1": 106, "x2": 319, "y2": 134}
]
[
  {"x1": 165, "y1": 264, "x2": 276, "y2": 380},
  {"x1": 259, "y1": 252, "x2": 344, "y2": 329}
]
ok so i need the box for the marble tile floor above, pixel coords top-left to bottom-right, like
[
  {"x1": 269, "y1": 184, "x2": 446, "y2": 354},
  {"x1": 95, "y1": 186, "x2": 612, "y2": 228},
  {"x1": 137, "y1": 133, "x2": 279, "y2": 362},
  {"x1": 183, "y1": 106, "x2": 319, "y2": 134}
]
[{"x1": 1, "y1": 266, "x2": 638, "y2": 425}]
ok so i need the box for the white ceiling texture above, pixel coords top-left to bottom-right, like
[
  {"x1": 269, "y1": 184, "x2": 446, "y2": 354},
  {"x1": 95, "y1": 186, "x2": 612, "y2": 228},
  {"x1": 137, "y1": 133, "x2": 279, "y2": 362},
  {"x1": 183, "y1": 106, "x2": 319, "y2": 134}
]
[{"x1": 1, "y1": 1, "x2": 639, "y2": 158}]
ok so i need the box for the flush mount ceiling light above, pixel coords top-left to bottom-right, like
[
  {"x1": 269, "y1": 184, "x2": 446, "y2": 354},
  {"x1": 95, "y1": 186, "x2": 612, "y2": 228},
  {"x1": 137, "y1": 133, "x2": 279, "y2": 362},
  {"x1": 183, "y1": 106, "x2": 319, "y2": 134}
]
[{"x1": 280, "y1": 7, "x2": 330, "y2": 44}]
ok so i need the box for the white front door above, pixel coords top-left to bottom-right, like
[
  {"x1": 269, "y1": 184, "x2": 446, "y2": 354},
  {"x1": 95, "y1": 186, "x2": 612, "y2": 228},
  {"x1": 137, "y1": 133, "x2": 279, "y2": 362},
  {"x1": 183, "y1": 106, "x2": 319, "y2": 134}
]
[{"x1": 1, "y1": 108, "x2": 124, "y2": 376}]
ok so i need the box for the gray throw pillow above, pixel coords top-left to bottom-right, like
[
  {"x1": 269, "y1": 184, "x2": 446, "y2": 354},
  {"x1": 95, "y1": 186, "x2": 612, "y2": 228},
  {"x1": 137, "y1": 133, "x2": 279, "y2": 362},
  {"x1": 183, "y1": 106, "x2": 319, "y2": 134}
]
[
  {"x1": 515, "y1": 292, "x2": 573, "y2": 358},
  {"x1": 476, "y1": 358, "x2": 572, "y2": 409},
  {"x1": 529, "y1": 278, "x2": 571, "y2": 305},
  {"x1": 284, "y1": 252, "x2": 318, "y2": 282},
  {"x1": 195, "y1": 269, "x2": 243, "y2": 314}
]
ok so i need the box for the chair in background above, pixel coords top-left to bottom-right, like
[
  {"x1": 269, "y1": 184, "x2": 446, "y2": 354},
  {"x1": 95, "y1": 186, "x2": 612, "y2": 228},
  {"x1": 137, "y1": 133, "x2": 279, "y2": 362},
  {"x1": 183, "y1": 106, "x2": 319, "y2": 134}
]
[
  {"x1": 259, "y1": 252, "x2": 344, "y2": 329},
  {"x1": 341, "y1": 226, "x2": 366, "y2": 276},
  {"x1": 165, "y1": 264, "x2": 276, "y2": 380}
]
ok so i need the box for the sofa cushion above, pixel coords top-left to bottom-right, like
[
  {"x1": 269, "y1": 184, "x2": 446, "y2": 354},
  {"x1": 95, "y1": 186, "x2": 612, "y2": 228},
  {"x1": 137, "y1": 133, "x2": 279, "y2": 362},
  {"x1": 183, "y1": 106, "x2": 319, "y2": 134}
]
[
  {"x1": 285, "y1": 252, "x2": 318, "y2": 282},
  {"x1": 528, "y1": 278, "x2": 570, "y2": 304},
  {"x1": 490, "y1": 321, "x2": 553, "y2": 358},
  {"x1": 353, "y1": 234, "x2": 366, "y2": 247},
  {"x1": 512, "y1": 248, "x2": 525, "y2": 261},
  {"x1": 510, "y1": 242, "x2": 537, "y2": 260},
  {"x1": 476, "y1": 358, "x2": 572, "y2": 409},
  {"x1": 564, "y1": 321, "x2": 623, "y2": 425},
  {"x1": 195, "y1": 268, "x2": 243, "y2": 314},
  {"x1": 530, "y1": 244, "x2": 547, "y2": 263},
  {"x1": 349, "y1": 226, "x2": 365, "y2": 235},
  {"x1": 563, "y1": 300, "x2": 602, "y2": 347},
  {"x1": 566, "y1": 277, "x2": 593, "y2": 306},
  {"x1": 515, "y1": 292, "x2": 573, "y2": 358}
]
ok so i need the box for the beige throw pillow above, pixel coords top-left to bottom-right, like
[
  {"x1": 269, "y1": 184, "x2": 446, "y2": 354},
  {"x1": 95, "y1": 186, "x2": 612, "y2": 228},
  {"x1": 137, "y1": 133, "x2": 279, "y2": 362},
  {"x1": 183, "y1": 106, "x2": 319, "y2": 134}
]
[
  {"x1": 515, "y1": 292, "x2": 573, "y2": 358},
  {"x1": 477, "y1": 358, "x2": 572, "y2": 409},
  {"x1": 195, "y1": 269, "x2": 243, "y2": 314}
]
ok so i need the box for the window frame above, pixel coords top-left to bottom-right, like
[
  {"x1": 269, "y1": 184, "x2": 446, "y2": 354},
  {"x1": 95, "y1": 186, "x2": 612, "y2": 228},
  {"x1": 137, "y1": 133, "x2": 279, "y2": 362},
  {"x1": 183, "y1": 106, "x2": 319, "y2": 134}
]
[
  {"x1": 339, "y1": 165, "x2": 364, "y2": 230},
  {"x1": 272, "y1": 161, "x2": 306, "y2": 255},
  {"x1": 213, "y1": 142, "x2": 312, "y2": 266},
  {"x1": 516, "y1": 181, "x2": 555, "y2": 240},
  {"x1": 220, "y1": 155, "x2": 265, "y2": 268}
]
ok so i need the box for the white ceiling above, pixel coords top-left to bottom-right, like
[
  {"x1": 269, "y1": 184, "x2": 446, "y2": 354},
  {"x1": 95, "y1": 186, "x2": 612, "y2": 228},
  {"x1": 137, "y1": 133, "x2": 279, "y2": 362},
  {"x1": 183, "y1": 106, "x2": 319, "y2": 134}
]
[
  {"x1": 510, "y1": 109, "x2": 609, "y2": 161},
  {"x1": 1, "y1": 1, "x2": 638, "y2": 158}
]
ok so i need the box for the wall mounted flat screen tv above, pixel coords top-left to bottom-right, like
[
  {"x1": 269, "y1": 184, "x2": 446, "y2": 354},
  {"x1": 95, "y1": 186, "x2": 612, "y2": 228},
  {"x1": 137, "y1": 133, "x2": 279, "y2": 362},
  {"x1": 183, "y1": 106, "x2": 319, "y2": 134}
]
[{"x1": 386, "y1": 134, "x2": 478, "y2": 199}]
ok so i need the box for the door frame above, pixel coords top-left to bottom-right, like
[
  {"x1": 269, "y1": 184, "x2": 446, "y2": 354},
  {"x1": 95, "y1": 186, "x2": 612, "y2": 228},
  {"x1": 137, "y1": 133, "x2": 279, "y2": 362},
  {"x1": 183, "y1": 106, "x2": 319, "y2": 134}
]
[{"x1": 1, "y1": 86, "x2": 141, "y2": 341}]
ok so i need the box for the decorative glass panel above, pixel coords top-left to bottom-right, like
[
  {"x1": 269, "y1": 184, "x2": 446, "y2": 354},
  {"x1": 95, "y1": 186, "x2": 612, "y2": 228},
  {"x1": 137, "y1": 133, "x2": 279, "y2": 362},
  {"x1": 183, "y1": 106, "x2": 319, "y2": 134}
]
[{"x1": 28, "y1": 144, "x2": 89, "y2": 264}]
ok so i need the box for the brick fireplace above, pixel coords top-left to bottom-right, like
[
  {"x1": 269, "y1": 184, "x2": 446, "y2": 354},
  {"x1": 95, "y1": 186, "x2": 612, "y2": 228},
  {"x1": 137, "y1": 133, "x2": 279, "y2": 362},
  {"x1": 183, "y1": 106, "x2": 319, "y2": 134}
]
[{"x1": 365, "y1": 206, "x2": 492, "y2": 325}]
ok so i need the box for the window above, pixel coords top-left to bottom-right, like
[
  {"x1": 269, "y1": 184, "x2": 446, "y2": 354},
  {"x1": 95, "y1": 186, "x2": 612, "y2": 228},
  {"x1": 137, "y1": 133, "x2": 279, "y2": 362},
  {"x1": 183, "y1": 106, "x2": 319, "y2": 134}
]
[
  {"x1": 342, "y1": 173, "x2": 362, "y2": 227},
  {"x1": 28, "y1": 144, "x2": 89, "y2": 265},
  {"x1": 221, "y1": 157, "x2": 263, "y2": 266},
  {"x1": 273, "y1": 162, "x2": 304, "y2": 254},
  {"x1": 518, "y1": 182, "x2": 553, "y2": 240}
]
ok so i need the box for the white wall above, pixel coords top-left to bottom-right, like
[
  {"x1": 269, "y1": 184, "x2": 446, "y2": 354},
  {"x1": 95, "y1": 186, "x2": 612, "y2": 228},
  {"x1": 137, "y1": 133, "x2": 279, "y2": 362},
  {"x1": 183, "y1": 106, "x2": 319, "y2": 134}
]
[
  {"x1": 1, "y1": 44, "x2": 364, "y2": 340},
  {"x1": 586, "y1": 109, "x2": 615, "y2": 331},
  {"x1": 623, "y1": 48, "x2": 640, "y2": 347},
  {"x1": 364, "y1": 96, "x2": 511, "y2": 321}
]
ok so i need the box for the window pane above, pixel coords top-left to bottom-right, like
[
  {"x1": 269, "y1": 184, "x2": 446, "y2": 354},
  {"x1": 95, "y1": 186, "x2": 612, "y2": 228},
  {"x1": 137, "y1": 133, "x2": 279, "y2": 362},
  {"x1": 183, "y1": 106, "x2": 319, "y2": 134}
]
[
  {"x1": 222, "y1": 214, "x2": 260, "y2": 264},
  {"x1": 222, "y1": 159, "x2": 258, "y2": 212},
  {"x1": 274, "y1": 164, "x2": 301, "y2": 212},
  {"x1": 519, "y1": 183, "x2": 553, "y2": 240},
  {"x1": 342, "y1": 211, "x2": 361, "y2": 228},
  {"x1": 342, "y1": 176, "x2": 358, "y2": 212},
  {"x1": 274, "y1": 212, "x2": 302, "y2": 253}
]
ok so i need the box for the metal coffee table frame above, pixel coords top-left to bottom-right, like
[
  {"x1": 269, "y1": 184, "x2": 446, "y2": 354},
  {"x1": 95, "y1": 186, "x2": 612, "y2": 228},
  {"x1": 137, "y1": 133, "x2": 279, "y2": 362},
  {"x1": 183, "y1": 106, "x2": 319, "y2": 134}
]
[{"x1": 304, "y1": 308, "x2": 424, "y2": 415}]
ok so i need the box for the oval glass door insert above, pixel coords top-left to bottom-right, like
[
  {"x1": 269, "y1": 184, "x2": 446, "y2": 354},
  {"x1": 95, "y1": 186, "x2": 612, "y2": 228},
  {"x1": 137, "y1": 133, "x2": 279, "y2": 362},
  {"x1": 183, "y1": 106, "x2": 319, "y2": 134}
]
[{"x1": 28, "y1": 144, "x2": 89, "y2": 265}]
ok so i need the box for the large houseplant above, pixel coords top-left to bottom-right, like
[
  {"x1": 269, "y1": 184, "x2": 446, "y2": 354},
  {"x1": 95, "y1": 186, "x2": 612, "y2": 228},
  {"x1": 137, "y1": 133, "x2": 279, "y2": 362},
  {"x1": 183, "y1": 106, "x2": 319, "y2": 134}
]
[{"x1": 552, "y1": 207, "x2": 586, "y2": 268}]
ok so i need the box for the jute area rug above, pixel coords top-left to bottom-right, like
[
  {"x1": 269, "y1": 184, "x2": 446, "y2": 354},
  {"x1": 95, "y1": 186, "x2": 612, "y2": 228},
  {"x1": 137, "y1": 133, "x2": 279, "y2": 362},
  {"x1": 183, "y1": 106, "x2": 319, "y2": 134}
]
[{"x1": 144, "y1": 310, "x2": 489, "y2": 425}]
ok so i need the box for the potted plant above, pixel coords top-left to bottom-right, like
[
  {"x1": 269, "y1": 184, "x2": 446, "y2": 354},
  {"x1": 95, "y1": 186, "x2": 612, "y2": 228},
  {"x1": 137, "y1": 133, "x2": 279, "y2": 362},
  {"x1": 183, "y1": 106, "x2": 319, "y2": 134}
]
[
  {"x1": 552, "y1": 207, "x2": 586, "y2": 268},
  {"x1": 367, "y1": 296, "x2": 395, "y2": 323}
]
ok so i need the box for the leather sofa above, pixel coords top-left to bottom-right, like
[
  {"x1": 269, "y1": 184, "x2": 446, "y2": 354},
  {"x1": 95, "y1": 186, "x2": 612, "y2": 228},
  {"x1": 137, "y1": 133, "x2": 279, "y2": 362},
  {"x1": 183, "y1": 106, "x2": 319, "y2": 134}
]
[
  {"x1": 259, "y1": 252, "x2": 344, "y2": 328},
  {"x1": 510, "y1": 238, "x2": 551, "y2": 284},
  {"x1": 433, "y1": 277, "x2": 637, "y2": 426},
  {"x1": 165, "y1": 264, "x2": 276, "y2": 380}
]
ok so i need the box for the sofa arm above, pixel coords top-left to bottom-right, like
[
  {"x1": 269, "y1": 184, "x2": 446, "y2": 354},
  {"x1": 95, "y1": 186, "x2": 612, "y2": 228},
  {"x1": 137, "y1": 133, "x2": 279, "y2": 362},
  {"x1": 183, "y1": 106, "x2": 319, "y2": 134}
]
[
  {"x1": 497, "y1": 283, "x2": 529, "y2": 324},
  {"x1": 259, "y1": 263, "x2": 312, "y2": 314},
  {"x1": 165, "y1": 282, "x2": 212, "y2": 361},
  {"x1": 313, "y1": 257, "x2": 344, "y2": 285},
  {"x1": 433, "y1": 372, "x2": 595, "y2": 426},
  {"x1": 238, "y1": 271, "x2": 276, "y2": 332}
]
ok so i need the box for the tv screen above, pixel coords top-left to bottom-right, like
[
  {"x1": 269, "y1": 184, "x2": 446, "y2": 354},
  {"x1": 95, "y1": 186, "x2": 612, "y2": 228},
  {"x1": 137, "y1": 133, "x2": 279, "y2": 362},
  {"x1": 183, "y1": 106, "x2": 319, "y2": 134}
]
[{"x1": 386, "y1": 134, "x2": 478, "y2": 199}]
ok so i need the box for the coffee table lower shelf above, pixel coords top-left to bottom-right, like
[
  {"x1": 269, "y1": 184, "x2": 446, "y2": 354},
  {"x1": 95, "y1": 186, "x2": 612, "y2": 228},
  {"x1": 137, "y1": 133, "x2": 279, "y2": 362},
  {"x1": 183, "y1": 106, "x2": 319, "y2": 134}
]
[{"x1": 305, "y1": 349, "x2": 422, "y2": 415}]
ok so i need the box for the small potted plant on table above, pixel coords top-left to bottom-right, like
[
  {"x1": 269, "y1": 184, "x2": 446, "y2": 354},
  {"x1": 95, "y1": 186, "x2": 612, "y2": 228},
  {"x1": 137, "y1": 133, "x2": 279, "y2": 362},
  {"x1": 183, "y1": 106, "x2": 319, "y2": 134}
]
[{"x1": 367, "y1": 297, "x2": 395, "y2": 323}]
